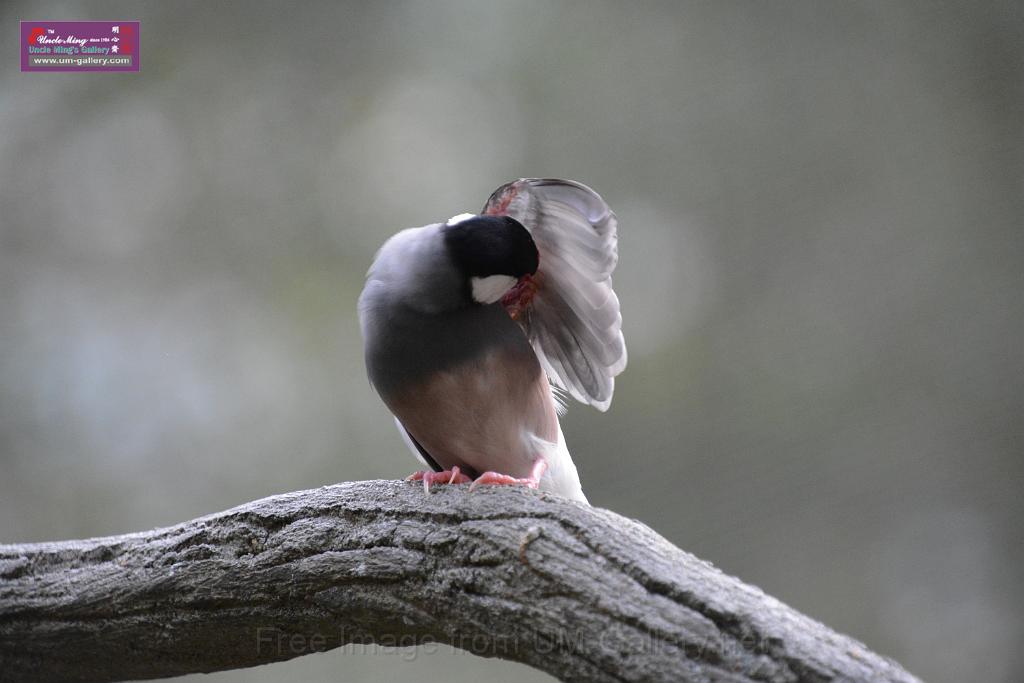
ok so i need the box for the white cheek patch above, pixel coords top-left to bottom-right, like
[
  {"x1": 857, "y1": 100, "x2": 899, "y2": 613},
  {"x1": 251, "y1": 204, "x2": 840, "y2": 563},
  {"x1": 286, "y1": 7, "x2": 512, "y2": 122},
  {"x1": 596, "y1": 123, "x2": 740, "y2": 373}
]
[
  {"x1": 446, "y1": 213, "x2": 476, "y2": 226},
  {"x1": 471, "y1": 274, "x2": 517, "y2": 304}
]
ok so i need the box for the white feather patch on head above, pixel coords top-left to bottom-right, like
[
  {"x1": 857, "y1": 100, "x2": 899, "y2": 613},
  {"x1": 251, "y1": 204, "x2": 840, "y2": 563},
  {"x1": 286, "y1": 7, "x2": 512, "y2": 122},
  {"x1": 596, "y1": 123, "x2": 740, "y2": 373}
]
[
  {"x1": 446, "y1": 212, "x2": 476, "y2": 226},
  {"x1": 471, "y1": 274, "x2": 517, "y2": 304}
]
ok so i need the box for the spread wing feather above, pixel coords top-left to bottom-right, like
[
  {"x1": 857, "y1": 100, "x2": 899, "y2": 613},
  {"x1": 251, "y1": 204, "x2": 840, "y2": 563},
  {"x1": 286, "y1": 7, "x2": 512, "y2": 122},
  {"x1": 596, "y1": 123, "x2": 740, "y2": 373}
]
[{"x1": 482, "y1": 178, "x2": 627, "y2": 411}]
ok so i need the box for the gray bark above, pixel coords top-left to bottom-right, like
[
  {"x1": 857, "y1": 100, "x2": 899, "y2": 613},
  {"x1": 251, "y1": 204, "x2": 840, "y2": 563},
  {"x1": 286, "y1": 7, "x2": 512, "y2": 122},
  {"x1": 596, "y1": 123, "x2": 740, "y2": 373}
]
[{"x1": 0, "y1": 480, "x2": 921, "y2": 682}]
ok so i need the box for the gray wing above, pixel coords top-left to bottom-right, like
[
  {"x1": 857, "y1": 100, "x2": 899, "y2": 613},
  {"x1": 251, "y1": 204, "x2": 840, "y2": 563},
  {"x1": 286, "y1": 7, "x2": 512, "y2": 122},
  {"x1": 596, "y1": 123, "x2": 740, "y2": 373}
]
[
  {"x1": 395, "y1": 417, "x2": 444, "y2": 472},
  {"x1": 483, "y1": 178, "x2": 627, "y2": 411}
]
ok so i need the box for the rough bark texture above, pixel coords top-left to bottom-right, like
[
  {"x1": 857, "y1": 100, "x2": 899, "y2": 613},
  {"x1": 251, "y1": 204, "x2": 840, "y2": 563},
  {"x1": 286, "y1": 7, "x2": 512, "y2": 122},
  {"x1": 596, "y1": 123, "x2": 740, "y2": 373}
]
[{"x1": 0, "y1": 480, "x2": 921, "y2": 683}]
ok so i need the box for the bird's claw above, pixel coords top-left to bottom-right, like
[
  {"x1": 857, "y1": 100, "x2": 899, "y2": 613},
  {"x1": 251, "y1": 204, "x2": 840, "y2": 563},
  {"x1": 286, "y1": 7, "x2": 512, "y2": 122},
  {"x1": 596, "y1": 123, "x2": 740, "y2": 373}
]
[
  {"x1": 407, "y1": 466, "x2": 471, "y2": 493},
  {"x1": 468, "y1": 459, "x2": 548, "y2": 493}
]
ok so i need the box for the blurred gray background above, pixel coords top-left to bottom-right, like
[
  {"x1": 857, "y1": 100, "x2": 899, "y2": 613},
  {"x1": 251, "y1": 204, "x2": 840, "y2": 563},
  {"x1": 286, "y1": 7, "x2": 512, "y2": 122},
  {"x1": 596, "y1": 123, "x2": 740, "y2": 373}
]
[{"x1": 2, "y1": 2, "x2": 1021, "y2": 682}]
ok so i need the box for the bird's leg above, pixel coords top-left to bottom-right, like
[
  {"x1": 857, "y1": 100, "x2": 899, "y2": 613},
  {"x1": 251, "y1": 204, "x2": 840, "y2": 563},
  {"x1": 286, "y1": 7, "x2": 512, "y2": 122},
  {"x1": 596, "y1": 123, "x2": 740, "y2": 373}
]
[
  {"x1": 469, "y1": 458, "x2": 548, "y2": 492},
  {"x1": 406, "y1": 466, "x2": 472, "y2": 494}
]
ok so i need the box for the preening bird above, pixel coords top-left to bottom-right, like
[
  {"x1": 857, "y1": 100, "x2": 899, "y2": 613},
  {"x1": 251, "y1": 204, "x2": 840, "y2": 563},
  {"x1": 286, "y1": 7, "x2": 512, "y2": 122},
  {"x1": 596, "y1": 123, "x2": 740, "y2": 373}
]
[{"x1": 358, "y1": 179, "x2": 626, "y2": 504}]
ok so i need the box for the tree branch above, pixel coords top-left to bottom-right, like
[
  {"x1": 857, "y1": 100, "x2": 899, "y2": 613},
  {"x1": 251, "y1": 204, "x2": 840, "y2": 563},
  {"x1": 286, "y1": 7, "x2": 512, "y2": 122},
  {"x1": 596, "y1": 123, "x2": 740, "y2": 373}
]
[{"x1": 0, "y1": 480, "x2": 921, "y2": 682}]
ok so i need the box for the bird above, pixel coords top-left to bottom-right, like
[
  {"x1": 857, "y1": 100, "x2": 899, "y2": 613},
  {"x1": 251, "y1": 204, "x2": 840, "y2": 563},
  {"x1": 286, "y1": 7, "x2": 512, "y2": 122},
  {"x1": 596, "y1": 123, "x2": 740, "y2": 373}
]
[{"x1": 358, "y1": 178, "x2": 626, "y2": 504}]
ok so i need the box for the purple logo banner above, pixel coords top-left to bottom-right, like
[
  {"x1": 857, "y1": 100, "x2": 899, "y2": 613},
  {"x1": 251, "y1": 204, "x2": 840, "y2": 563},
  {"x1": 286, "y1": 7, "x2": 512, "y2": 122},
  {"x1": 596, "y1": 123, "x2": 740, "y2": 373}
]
[{"x1": 21, "y1": 21, "x2": 139, "y2": 72}]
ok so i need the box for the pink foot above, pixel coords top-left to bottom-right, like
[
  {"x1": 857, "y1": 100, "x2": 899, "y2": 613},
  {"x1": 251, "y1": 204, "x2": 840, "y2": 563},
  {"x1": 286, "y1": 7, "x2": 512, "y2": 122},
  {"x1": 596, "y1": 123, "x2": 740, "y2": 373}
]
[
  {"x1": 469, "y1": 459, "x2": 548, "y2": 493},
  {"x1": 406, "y1": 466, "x2": 471, "y2": 494}
]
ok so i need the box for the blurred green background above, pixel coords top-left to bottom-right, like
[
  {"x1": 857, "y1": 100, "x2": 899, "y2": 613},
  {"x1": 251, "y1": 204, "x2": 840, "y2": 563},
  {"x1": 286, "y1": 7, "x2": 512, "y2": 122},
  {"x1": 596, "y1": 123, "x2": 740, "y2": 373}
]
[{"x1": 2, "y1": 2, "x2": 1021, "y2": 682}]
